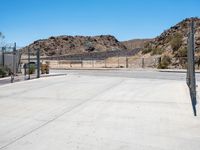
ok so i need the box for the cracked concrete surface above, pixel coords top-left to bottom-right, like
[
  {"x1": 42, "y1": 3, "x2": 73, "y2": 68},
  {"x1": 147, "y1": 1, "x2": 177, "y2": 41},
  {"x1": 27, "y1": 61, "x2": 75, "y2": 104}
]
[{"x1": 0, "y1": 73, "x2": 200, "y2": 150}]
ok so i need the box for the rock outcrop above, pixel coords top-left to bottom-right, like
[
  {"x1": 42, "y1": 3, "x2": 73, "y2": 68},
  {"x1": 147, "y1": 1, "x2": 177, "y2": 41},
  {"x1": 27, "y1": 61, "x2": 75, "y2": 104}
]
[
  {"x1": 21, "y1": 35, "x2": 127, "y2": 56},
  {"x1": 143, "y1": 17, "x2": 200, "y2": 56}
]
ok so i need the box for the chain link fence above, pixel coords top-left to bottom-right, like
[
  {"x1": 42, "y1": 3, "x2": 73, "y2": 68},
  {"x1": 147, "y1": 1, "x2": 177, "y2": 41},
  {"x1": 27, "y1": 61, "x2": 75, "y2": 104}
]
[
  {"x1": 20, "y1": 55, "x2": 200, "y2": 70},
  {"x1": 0, "y1": 43, "x2": 21, "y2": 76},
  {"x1": 40, "y1": 56, "x2": 160, "y2": 69},
  {"x1": 41, "y1": 56, "x2": 200, "y2": 70}
]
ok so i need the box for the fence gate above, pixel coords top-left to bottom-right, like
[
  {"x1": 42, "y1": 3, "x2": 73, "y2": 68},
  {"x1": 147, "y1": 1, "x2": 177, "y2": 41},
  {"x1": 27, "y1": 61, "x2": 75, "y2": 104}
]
[{"x1": 0, "y1": 43, "x2": 21, "y2": 74}]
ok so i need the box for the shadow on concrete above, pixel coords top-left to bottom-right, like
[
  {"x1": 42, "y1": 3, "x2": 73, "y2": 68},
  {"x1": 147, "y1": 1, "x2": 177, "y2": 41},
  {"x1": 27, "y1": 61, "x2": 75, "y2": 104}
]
[{"x1": 189, "y1": 90, "x2": 197, "y2": 116}]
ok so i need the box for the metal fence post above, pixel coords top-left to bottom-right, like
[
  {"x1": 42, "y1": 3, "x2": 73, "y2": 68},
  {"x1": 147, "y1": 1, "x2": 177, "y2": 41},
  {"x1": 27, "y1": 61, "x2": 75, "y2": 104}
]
[
  {"x1": 28, "y1": 48, "x2": 30, "y2": 80},
  {"x1": 126, "y1": 56, "x2": 128, "y2": 68},
  {"x1": 2, "y1": 47, "x2": 5, "y2": 67},
  {"x1": 37, "y1": 49, "x2": 40, "y2": 78},
  {"x1": 154, "y1": 58, "x2": 157, "y2": 68},
  {"x1": 13, "y1": 43, "x2": 16, "y2": 74},
  {"x1": 142, "y1": 58, "x2": 145, "y2": 68},
  {"x1": 187, "y1": 20, "x2": 197, "y2": 116},
  {"x1": 81, "y1": 58, "x2": 83, "y2": 68},
  {"x1": 118, "y1": 52, "x2": 120, "y2": 68}
]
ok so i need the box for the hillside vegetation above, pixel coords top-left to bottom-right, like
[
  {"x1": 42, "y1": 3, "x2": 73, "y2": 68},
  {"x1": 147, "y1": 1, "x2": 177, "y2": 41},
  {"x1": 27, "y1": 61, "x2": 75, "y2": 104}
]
[
  {"x1": 141, "y1": 17, "x2": 200, "y2": 68},
  {"x1": 143, "y1": 18, "x2": 200, "y2": 56}
]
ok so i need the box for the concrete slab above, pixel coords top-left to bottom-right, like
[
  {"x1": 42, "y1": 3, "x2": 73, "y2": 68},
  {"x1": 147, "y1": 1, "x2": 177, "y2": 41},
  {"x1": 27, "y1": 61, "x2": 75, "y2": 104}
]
[
  {"x1": 51, "y1": 69, "x2": 200, "y2": 81},
  {"x1": 0, "y1": 73, "x2": 67, "y2": 86},
  {"x1": 0, "y1": 75, "x2": 199, "y2": 150}
]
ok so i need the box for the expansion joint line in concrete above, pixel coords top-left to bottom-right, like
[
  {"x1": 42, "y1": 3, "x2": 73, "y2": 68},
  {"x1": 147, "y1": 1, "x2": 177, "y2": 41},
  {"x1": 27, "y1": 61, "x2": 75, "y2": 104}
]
[{"x1": 0, "y1": 79, "x2": 125, "y2": 150}]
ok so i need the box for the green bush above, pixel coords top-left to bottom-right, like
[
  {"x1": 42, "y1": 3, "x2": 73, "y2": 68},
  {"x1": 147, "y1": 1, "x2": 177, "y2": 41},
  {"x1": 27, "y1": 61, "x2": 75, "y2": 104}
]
[
  {"x1": 142, "y1": 42, "x2": 153, "y2": 54},
  {"x1": 176, "y1": 47, "x2": 187, "y2": 68},
  {"x1": 0, "y1": 67, "x2": 10, "y2": 78},
  {"x1": 165, "y1": 35, "x2": 173, "y2": 43},
  {"x1": 151, "y1": 48, "x2": 163, "y2": 55},
  {"x1": 170, "y1": 33, "x2": 183, "y2": 52},
  {"x1": 177, "y1": 47, "x2": 187, "y2": 57},
  {"x1": 29, "y1": 64, "x2": 35, "y2": 74},
  {"x1": 158, "y1": 55, "x2": 171, "y2": 69},
  {"x1": 142, "y1": 48, "x2": 152, "y2": 54},
  {"x1": 0, "y1": 68, "x2": 7, "y2": 77}
]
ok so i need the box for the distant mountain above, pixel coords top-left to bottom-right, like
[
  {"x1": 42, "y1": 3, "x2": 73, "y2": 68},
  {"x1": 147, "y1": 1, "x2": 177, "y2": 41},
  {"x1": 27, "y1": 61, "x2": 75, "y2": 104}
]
[
  {"x1": 122, "y1": 39, "x2": 153, "y2": 50},
  {"x1": 21, "y1": 35, "x2": 127, "y2": 56}
]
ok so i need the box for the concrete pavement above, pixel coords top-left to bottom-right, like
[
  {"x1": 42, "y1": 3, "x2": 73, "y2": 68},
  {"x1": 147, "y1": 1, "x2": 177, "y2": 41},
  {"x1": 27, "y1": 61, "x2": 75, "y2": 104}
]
[
  {"x1": 51, "y1": 69, "x2": 200, "y2": 81},
  {"x1": 0, "y1": 74, "x2": 200, "y2": 150},
  {"x1": 0, "y1": 73, "x2": 67, "y2": 86}
]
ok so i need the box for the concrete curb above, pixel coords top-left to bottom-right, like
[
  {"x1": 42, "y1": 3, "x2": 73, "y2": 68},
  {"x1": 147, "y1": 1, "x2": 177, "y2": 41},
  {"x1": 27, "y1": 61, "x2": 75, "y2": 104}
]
[
  {"x1": 158, "y1": 69, "x2": 200, "y2": 73},
  {"x1": 0, "y1": 73, "x2": 67, "y2": 86},
  {"x1": 51, "y1": 68, "x2": 200, "y2": 73},
  {"x1": 51, "y1": 68, "x2": 157, "y2": 72}
]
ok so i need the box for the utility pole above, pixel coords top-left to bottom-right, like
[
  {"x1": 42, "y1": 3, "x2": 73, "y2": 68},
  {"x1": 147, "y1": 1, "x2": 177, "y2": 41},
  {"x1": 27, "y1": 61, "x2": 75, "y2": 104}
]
[{"x1": 187, "y1": 20, "x2": 197, "y2": 116}]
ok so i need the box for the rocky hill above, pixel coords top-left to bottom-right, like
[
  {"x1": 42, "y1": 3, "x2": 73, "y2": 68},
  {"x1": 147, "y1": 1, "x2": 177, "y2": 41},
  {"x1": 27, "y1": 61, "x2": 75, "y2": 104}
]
[
  {"x1": 21, "y1": 35, "x2": 127, "y2": 56},
  {"x1": 20, "y1": 17, "x2": 200, "y2": 69},
  {"x1": 142, "y1": 17, "x2": 200, "y2": 57},
  {"x1": 122, "y1": 39, "x2": 152, "y2": 50}
]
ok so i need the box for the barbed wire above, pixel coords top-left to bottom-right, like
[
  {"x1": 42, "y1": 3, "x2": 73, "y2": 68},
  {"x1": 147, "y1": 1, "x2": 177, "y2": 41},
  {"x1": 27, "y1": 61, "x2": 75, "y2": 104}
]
[{"x1": 0, "y1": 43, "x2": 23, "y2": 52}]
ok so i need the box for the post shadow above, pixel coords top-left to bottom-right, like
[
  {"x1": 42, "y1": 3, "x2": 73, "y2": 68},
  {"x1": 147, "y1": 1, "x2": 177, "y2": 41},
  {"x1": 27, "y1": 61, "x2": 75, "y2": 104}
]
[{"x1": 190, "y1": 90, "x2": 197, "y2": 116}]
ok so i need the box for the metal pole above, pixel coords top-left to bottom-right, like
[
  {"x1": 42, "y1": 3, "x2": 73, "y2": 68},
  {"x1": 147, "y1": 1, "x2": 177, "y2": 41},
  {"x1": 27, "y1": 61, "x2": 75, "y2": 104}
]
[
  {"x1": 13, "y1": 43, "x2": 16, "y2": 74},
  {"x1": 118, "y1": 51, "x2": 120, "y2": 68},
  {"x1": 126, "y1": 56, "x2": 128, "y2": 68},
  {"x1": 81, "y1": 58, "x2": 83, "y2": 68},
  {"x1": 187, "y1": 20, "x2": 197, "y2": 116},
  {"x1": 105, "y1": 52, "x2": 107, "y2": 68},
  {"x1": 142, "y1": 58, "x2": 145, "y2": 68},
  {"x1": 2, "y1": 47, "x2": 5, "y2": 67},
  {"x1": 28, "y1": 48, "x2": 30, "y2": 80},
  {"x1": 37, "y1": 49, "x2": 40, "y2": 78}
]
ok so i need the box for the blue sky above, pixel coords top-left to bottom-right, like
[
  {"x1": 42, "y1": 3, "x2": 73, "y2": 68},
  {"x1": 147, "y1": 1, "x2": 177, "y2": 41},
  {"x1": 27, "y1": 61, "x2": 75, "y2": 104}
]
[{"x1": 1, "y1": 0, "x2": 200, "y2": 47}]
